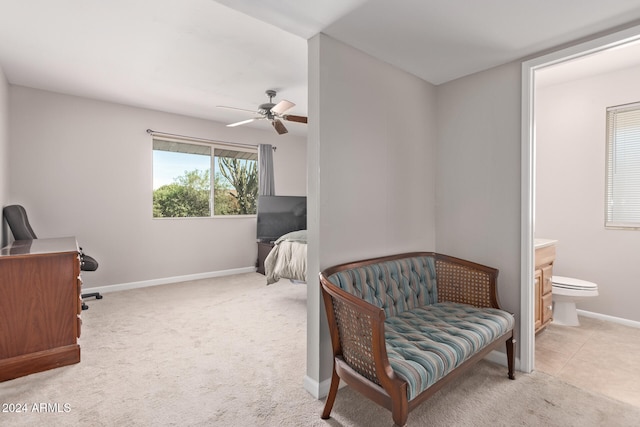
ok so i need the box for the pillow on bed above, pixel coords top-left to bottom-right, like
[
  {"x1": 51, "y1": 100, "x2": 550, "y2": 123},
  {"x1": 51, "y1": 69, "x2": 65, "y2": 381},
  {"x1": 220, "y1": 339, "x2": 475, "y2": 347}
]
[{"x1": 275, "y1": 230, "x2": 307, "y2": 244}]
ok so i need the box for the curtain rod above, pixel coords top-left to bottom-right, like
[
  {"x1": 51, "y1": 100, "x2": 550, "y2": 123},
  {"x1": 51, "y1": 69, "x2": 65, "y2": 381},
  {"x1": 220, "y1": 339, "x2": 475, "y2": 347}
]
[{"x1": 146, "y1": 129, "x2": 276, "y2": 151}]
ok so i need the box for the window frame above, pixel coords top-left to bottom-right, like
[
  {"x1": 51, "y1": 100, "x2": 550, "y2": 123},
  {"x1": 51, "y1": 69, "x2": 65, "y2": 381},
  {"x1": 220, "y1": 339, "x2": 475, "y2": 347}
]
[
  {"x1": 152, "y1": 136, "x2": 258, "y2": 219},
  {"x1": 605, "y1": 101, "x2": 640, "y2": 230}
]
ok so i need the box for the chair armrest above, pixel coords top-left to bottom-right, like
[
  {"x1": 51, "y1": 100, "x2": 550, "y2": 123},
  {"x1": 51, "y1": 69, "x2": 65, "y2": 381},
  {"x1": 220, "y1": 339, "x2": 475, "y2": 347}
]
[
  {"x1": 435, "y1": 254, "x2": 502, "y2": 309},
  {"x1": 320, "y1": 273, "x2": 400, "y2": 389}
]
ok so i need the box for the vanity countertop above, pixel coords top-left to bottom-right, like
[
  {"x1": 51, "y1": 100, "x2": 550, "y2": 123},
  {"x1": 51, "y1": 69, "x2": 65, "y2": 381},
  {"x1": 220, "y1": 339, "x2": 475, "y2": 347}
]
[{"x1": 534, "y1": 238, "x2": 558, "y2": 249}]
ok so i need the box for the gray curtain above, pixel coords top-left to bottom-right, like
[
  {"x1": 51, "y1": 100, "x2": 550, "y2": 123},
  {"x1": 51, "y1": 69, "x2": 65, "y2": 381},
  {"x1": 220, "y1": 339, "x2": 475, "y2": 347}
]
[{"x1": 258, "y1": 144, "x2": 275, "y2": 196}]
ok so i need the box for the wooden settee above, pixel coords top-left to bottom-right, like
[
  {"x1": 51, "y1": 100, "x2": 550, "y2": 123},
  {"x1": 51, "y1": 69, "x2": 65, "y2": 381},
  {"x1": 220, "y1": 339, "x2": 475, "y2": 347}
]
[{"x1": 319, "y1": 252, "x2": 516, "y2": 426}]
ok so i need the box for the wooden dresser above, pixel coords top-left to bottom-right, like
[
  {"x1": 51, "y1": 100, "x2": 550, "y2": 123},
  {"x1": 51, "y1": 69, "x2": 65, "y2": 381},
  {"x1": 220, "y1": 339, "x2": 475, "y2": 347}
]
[
  {"x1": 0, "y1": 237, "x2": 82, "y2": 381},
  {"x1": 534, "y1": 241, "x2": 556, "y2": 333}
]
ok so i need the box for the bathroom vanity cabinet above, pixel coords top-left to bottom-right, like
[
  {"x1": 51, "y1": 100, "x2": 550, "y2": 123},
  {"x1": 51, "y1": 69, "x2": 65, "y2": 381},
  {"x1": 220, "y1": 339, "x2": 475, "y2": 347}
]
[{"x1": 534, "y1": 241, "x2": 556, "y2": 333}]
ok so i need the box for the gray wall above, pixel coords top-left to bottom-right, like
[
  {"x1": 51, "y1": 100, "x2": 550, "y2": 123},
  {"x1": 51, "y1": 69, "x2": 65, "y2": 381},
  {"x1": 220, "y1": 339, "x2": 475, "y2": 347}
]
[
  {"x1": 0, "y1": 66, "x2": 8, "y2": 246},
  {"x1": 306, "y1": 33, "x2": 437, "y2": 395},
  {"x1": 536, "y1": 64, "x2": 640, "y2": 322},
  {"x1": 435, "y1": 63, "x2": 523, "y2": 339},
  {"x1": 306, "y1": 37, "x2": 524, "y2": 392},
  {"x1": 8, "y1": 86, "x2": 307, "y2": 288}
]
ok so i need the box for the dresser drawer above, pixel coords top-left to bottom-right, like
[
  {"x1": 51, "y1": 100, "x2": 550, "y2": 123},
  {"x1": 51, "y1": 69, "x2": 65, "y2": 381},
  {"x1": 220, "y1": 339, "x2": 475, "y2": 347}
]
[{"x1": 77, "y1": 276, "x2": 83, "y2": 314}]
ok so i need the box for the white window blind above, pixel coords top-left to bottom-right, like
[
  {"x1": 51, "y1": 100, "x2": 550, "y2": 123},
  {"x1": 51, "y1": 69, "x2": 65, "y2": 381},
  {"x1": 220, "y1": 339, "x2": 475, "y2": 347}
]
[{"x1": 606, "y1": 102, "x2": 640, "y2": 229}]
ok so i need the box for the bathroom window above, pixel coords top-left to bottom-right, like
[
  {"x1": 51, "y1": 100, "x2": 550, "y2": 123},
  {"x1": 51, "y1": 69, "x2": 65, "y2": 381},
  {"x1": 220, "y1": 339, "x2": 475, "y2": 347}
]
[{"x1": 606, "y1": 102, "x2": 640, "y2": 229}]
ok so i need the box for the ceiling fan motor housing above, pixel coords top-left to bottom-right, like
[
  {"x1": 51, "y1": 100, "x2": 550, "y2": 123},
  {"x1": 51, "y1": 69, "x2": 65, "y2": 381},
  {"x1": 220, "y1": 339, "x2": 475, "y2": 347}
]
[
  {"x1": 259, "y1": 102, "x2": 276, "y2": 116},
  {"x1": 260, "y1": 89, "x2": 278, "y2": 116}
]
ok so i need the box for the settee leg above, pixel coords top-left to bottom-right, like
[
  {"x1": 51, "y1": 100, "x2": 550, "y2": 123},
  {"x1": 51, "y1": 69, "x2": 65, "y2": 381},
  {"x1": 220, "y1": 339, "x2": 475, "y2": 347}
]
[
  {"x1": 391, "y1": 404, "x2": 408, "y2": 427},
  {"x1": 390, "y1": 385, "x2": 409, "y2": 427},
  {"x1": 321, "y1": 368, "x2": 340, "y2": 420},
  {"x1": 506, "y1": 335, "x2": 516, "y2": 380}
]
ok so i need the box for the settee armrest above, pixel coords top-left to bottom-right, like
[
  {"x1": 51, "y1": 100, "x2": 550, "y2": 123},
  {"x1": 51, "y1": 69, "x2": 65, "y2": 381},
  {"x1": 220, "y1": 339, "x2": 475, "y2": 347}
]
[
  {"x1": 435, "y1": 254, "x2": 501, "y2": 309},
  {"x1": 319, "y1": 273, "x2": 403, "y2": 392}
]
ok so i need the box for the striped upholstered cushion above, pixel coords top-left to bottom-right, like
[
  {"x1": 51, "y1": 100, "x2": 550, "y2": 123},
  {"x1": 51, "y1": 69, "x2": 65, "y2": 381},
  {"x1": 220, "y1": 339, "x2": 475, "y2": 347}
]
[
  {"x1": 327, "y1": 256, "x2": 437, "y2": 318},
  {"x1": 384, "y1": 302, "x2": 514, "y2": 400}
]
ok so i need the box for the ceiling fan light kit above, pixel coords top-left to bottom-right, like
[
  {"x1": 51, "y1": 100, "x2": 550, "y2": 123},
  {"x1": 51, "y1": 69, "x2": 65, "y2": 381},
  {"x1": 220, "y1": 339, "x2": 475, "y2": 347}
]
[{"x1": 218, "y1": 89, "x2": 308, "y2": 135}]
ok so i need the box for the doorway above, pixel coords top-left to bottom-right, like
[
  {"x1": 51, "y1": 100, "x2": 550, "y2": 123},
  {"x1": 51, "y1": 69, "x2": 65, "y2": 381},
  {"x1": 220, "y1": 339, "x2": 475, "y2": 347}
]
[{"x1": 520, "y1": 24, "x2": 640, "y2": 373}]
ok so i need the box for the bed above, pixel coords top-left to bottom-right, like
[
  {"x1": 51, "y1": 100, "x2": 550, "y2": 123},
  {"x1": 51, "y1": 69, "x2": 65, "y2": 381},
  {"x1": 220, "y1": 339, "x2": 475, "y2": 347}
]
[{"x1": 264, "y1": 230, "x2": 307, "y2": 285}]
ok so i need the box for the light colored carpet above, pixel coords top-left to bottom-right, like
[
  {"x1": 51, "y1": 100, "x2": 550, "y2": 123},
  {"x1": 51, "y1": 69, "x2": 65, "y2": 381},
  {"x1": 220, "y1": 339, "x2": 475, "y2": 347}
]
[{"x1": 1, "y1": 273, "x2": 639, "y2": 426}]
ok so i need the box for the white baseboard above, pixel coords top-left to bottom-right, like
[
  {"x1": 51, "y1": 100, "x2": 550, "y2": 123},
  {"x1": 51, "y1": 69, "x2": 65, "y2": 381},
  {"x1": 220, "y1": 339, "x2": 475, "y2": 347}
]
[
  {"x1": 484, "y1": 349, "x2": 508, "y2": 366},
  {"x1": 303, "y1": 375, "x2": 333, "y2": 400},
  {"x1": 577, "y1": 309, "x2": 640, "y2": 329},
  {"x1": 484, "y1": 349, "x2": 522, "y2": 372},
  {"x1": 82, "y1": 267, "x2": 258, "y2": 295}
]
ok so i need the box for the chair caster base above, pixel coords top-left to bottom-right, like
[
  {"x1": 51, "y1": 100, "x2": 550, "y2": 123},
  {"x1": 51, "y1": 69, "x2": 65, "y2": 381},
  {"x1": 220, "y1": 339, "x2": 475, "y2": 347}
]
[{"x1": 81, "y1": 292, "x2": 103, "y2": 310}]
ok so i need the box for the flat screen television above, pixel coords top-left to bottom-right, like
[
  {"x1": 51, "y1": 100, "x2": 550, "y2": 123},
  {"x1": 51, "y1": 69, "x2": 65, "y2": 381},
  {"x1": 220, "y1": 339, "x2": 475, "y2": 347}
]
[{"x1": 256, "y1": 195, "x2": 307, "y2": 242}]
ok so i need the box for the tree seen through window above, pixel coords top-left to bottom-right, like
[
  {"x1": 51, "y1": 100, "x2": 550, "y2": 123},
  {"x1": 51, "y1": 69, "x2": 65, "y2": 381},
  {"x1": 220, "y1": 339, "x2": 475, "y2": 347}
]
[{"x1": 152, "y1": 139, "x2": 258, "y2": 218}]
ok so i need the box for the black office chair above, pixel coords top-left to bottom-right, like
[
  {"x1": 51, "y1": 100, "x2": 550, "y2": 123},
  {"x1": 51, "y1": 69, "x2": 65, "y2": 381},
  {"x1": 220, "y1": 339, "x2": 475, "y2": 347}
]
[{"x1": 3, "y1": 204, "x2": 102, "y2": 310}]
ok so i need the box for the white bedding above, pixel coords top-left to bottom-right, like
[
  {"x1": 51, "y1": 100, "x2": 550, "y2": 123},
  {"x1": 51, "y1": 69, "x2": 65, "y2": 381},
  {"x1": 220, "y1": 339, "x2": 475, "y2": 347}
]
[{"x1": 264, "y1": 231, "x2": 307, "y2": 285}]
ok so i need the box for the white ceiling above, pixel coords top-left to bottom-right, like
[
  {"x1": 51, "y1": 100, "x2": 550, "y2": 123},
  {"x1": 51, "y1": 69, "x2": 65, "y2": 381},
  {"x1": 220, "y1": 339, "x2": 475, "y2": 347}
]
[
  {"x1": 2, "y1": 0, "x2": 640, "y2": 136},
  {"x1": 536, "y1": 39, "x2": 640, "y2": 88}
]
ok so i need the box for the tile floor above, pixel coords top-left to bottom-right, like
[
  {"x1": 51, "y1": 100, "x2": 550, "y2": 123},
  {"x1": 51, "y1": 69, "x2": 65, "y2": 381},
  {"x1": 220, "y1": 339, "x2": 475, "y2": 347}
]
[{"x1": 535, "y1": 315, "x2": 640, "y2": 408}]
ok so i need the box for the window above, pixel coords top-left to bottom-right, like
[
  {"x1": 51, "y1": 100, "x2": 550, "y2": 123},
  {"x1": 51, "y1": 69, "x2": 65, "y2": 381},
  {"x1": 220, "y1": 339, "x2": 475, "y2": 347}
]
[
  {"x1": 606, "y1": 102, "x2": 640, "y2": 229},
  {"x1": 152, "y1": 138, "x2": 258, "y2": 218}
]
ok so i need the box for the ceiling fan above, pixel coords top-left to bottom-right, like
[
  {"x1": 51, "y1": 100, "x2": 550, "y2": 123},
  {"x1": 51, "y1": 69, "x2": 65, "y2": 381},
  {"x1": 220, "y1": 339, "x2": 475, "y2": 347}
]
[{"x1": 217, "y1": 90, "x2": 307, "y2": 135}]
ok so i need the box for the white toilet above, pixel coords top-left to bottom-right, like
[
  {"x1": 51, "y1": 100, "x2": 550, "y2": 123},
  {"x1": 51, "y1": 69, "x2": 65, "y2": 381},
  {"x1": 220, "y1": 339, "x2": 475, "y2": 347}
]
[{"x1": 551, "y1": 276, "x2": 599, "y2": 326}]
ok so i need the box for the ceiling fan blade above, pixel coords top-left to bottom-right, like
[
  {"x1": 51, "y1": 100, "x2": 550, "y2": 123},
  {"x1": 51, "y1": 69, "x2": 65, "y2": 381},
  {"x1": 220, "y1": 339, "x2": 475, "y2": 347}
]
[
  {"x1": 217, "y1": 105, "x2": 258, "y2": 114},
  {"x1": 271, "y1": 99, "x2": 295, "y2": 115},
  {"x1": 282, "y1": 114, "x2": 307, "y2": 124},
  {"x1": 272, "y1": 119, "x2": 288, "y2": 135},
  {"x1": 227, "y1": 118, "x2": 259, "y2": 127}
]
